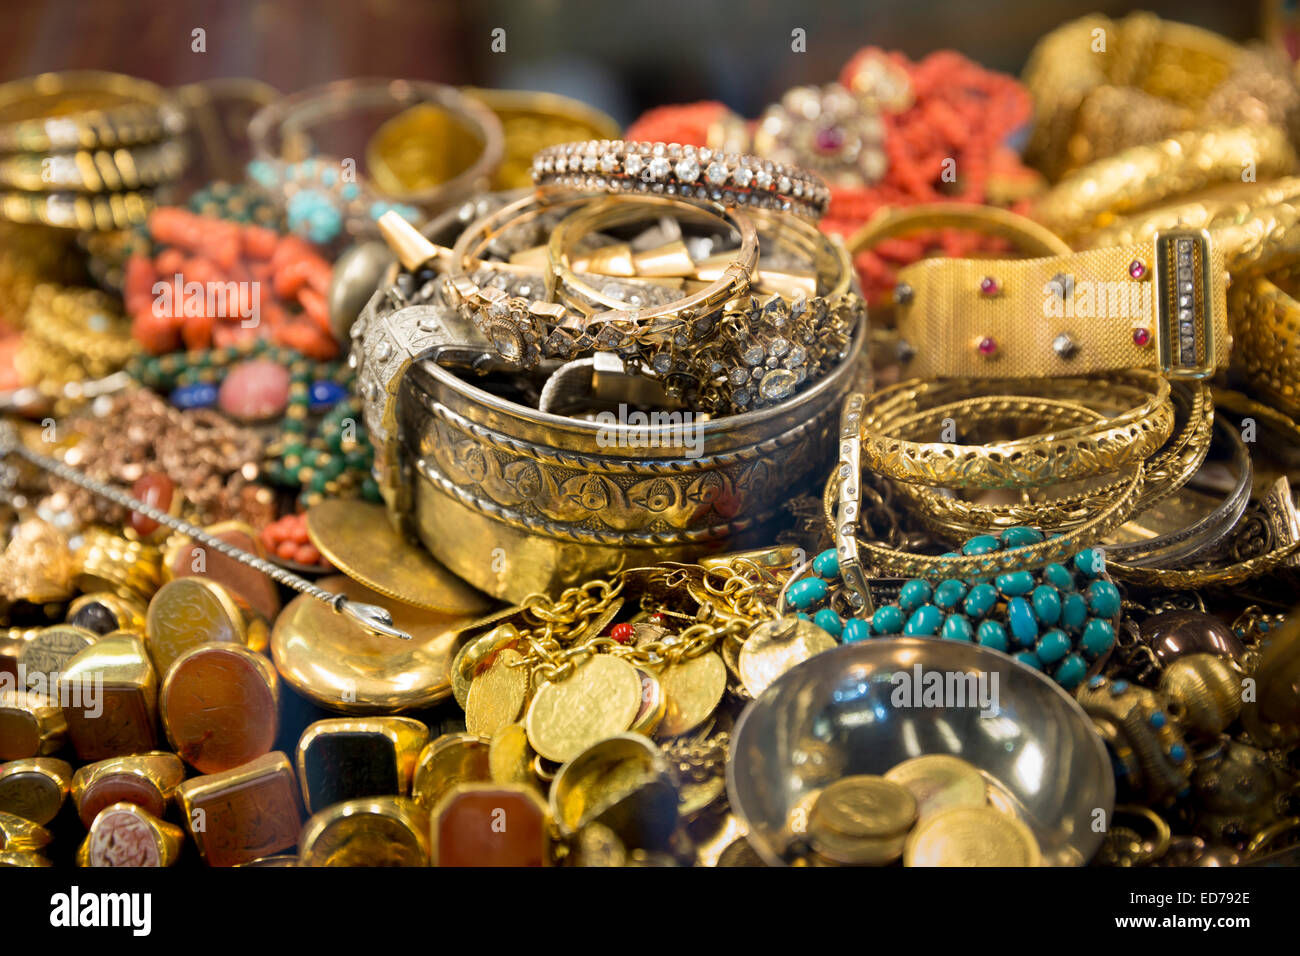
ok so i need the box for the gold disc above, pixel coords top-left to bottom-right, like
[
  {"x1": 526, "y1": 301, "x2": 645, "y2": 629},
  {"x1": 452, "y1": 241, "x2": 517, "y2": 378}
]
[
  {"x1": 487, "y1": 723, "x2": 535, "y2": 787},
  {"x1": 525, "y1": 655, "x2": 642, "y2": 763},
  {"x1": 808, "y1": 824, "x2": 907, "y2": 866},
  {"x1": 270, "y1": 575, "x2": 471, "y2": 713},
  {"x1": 884, "y1": 755, "x2": 987, "y2": 820},
  {"x1": 904, "y1": 805, "x2": 1041, "y2": 867},
  {"x1": 738, "y1": 617, "x2": 838, "y2": 698},
  {"x1": 811, "y1": 775, "x2": 916, "y2": 838},
  {"x1": 656, "y1": 652, "x2": 727, "y2": 738},
  {"x1": 451, "y1": 624, "x2": 521, "y2": 711},
  {"x1": 306, "y1": 500, "x2": 492, "y2": 614},
  {"x1": 465, "y1": 648, "x2": 529, "y2": 737}
]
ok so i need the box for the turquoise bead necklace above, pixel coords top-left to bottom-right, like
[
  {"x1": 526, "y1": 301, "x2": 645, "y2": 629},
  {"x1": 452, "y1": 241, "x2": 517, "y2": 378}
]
[{"x1": 784, "y1": 526, "x2": 1122, "y2": 690}]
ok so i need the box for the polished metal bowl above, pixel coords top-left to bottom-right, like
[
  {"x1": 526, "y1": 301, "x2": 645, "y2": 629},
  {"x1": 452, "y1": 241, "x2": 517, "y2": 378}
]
[{"x1": 726, "y1": 638, "x2": 1113, "y2": 866}]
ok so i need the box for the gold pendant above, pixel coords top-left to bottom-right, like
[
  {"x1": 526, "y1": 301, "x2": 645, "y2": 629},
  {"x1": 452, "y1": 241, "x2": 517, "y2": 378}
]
[
  {"x1": 465, "y1": 648, "x2": 529, "y2": 737},
  {"x1": 738, "y1": 617, "x2": 837, "y2": 698},
  {"x1": 525, "y1": 655, "x2": 642, "y2": 763},
  {"x1": 655, "y1": 652, "x2": 727, "y2": 738},
  {"x1": 450, "y1": 623, "x2": 521, "y2": 710}
]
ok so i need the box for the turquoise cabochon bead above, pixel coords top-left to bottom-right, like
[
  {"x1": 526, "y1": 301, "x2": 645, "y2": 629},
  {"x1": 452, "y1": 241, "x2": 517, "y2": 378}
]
[
  {"x1": 1085, "y1": 579, "x2": 1121, "y2": 619},
  {"x1": 898, "y1": 579, "x2": 933, "y2": 612},
  {"x1": 1061, "y1": 592, "x2": 1088, "y2": 632},
  {"x1": 1035, "y1": 628, "x2": 1071, "y2": 665},
  {"x1": 1007, "y1": 596, "x2": 1038, "y2": 647},
  {"x1": 1043, "y1": 562, "x2": 1076, "y2": 592},
  {"x1": 1000, "y1": 526, "x2": 1045, "y2": 547},
  {"x1": 904, "y1": 604, "x2": 944, "y2": 636},
  {"x1": 787, "y1": 576, "x2": 829, "y2": 610},
  {"x1": 942, "y1": 614, "x2": 974, "y2": 641},
  {"x1": 871, "y1": 605, "x2": 904, "y2": 635},
  {"x1": 814, "y1": 607, "x2": 843, "y2": 638},
  {"x1": 977, "y1": 619, "x2": 1008, "y2": 652},
  {"x1": 812, "y1": 548, "x2": 839, "y2": 578},
  {"x1": 995, "y1": 571, "x2": 1035, "y2": 597},
  {"x1": 1080, "y1": 617, "x2": 1116, "y2": 659},
  {"x1": 933, "y1": 578, "x2": 968, "y2": 610},
  {"x1": 962, "y1": 534, "x2": 1001, "y2": 556},
  {"x1": 962, "y1": 583, "x2": 999, "y2": 618},
  {"x1": 1054, "y1": 653, "x2": 1088, "y2": 689},
  {"x1": 842, "y1": 618, "x2": 870, "y2": 643},
  {"x1": 1031, "y1": 585, "x2": 1061, "y2": 626}
]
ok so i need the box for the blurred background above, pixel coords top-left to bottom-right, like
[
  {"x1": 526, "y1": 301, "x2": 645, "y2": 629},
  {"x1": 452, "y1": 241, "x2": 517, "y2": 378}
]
[{"x1": 0, "y1": 0, "x2": 1280, "y2": 125}]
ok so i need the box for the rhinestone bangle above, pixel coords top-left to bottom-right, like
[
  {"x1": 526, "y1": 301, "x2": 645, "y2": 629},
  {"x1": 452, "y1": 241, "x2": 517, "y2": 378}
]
[{"x1": 530, "y1": 140, "x2": 831, "y2": 222}]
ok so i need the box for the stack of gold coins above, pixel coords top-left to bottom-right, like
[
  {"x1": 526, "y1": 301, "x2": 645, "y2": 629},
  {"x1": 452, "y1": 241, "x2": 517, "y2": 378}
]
[
  {"x1": 805, "y1": 775, "x2": 917, "y2": 865},
  {"x1": 0, "y1": 71, "x2": 188, "y2": 232}
]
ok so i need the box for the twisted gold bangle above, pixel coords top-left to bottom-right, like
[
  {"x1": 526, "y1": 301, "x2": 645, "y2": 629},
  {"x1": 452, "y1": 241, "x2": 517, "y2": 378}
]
[{"x1": 859, "y1": 372, "x2": 1174, "y2": 490}]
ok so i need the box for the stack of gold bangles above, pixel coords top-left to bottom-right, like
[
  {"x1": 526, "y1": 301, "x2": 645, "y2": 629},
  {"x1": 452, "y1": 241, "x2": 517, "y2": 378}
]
[
  {"x1": 358, "y1": 138, "x2": 863, "y2": 418},
  {"x1": 0, "y1": 72, "x2": 188, "y2": 231},
  {"x1": 830, "y1": 196, "x2": 1300, "y2": 602}
]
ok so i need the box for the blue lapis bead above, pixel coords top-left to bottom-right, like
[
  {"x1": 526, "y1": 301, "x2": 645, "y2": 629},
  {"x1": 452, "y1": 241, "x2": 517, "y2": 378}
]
[
  {"x1": 904, "y1": 604, "x2": 944, "y2": 636},
  {"x1": 933, "y1": 579, "x2": 967, "y2": 610},
  {"x1": 898, "y1": 579, "x2": 932, "y2": 612},
  {"x1": 814, "y1": 608, "x2": 843, "y2": 638},
  {"x1": 1074, "y1": 548, "x2": 1105, "y2": 577},
  {"x1": 786, "y1": 577, "x2": 829, "y2": 610},
  {"x1": 1000, "y1": 526, "x2": 1044, "y2": 547},
  {"x1": 842, "y1": 618, "x2": 870, "y2": 643},
  {"x1": 170, "y1": 382, "x2": 219, "y2": 410},
  {"x1": 962, "y1": 583, "x2": 999, "y2": 619},
  {"x1": 871, "y1": 605, "x2": 904, "y2": 635},
  {"x1": 1054, "y1": 654, "x2": 1088, "y2": 690},
  {"x1": 977, "y1": 619, "x2": 1008, "y2": 651},
  {"x1": 1085, "y1": 579, "x2": 1121, "y2": 619},
  {"x1": 812, "y1": 548, "x2": 839, "y2": 579},
  {"x1": 1014, "y1": 651, "x2": 1043, "y2": 671},
  {"x1": 962, "y1": 535, "x2": 1000, "y2": 556},
  {"x1": 1036, "y1": 628, "x2": 1071, "y2": 665},
  {"x1": 1061, "y1": 592, "x2": 1088, "y2": 632},
  {"x1": 309, "y1": 379, "x2": 347, "y2": 412},
  {"x1": 1080, "y1": 618, "x2": 1115, "y2": 659},
  {"x1": 1031, "y1": 585, "x2": 1061, "y2": 626},
  {"x1": 1110, "y1": 679, "x2": 1130, "y2": 695},
  {"x1": 942, "y1": 615, "x2": 974, "y2": 641},
  {"x1": 1169, "y1": 744, "x2": 1187, "y2": 763},
  {"x1": 1088, "y1": 674, "x2": 1106, "y2": 689},
  {"x1": 1007, "y1": 597, "x2": 1038, "y2": 646},
  {"x1": 995, "y1": 571, "x2": 1035, "y2": 597},
  {"x1": 1043, "y1": 562, "x2": 1076, "y2": 592},
  {"x1": 1149, "y1": 711, "x2": 1167, "y2": 729}
]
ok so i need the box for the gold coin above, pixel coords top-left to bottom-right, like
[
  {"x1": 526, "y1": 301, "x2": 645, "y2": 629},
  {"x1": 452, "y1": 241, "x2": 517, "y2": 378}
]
[
  {"x1": 808, "y1": 823, "x2": 908, "y2": 866},
  {"x1": 525, "y1": 655, "x2": 642, "y2": 763},
  {"x1": 306, "y1": 500, "x2": 492, "y2": 615},
  {"x1": 738, "y1": 617, "x2": 837, "y2": 698},
  {"x1": 487, "y1": 722, "x2": 535, "y2": 787},
  {"x1": 450, "y1": 623, "x2": 521, "y2": 710},
  {"x1": 465, "y1": 648, "x2": 529, "y2": 737},
  {"x1": 656, "y1": 652, "x2": 727, "y2": 738},
  {"x1": 904, "y1": 805, "x2": 1041, "y2": 867},
  {"x1": 885, "y1": 755, "x2": 987, "y2": 820},
  {"x1": 812, "y1": 775, "x2": 916, "y2": 838}
]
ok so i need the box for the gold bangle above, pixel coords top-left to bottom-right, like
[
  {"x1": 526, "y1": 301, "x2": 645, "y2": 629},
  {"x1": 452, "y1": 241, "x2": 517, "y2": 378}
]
[
  {"x1": 859, "y1": 372, "x2": 1174, "y2": 489},
  {"x1": 0, "y1": 71, "x2": 185, "y2": 153},
  {"x1": 0, "y1": 187, "x2": 157, "y2": 230},
  {"x1": 1032, "y1": 125, "x2": 1295, "y2": 238},
  {"x1": 896, "y1": 382, "x2": 1213, "y2": 536},
  {"x1": 846, "y1": 202, "x2": 1074, "y2": 259},
  {"x1": 1228, "y1": 268, "x2": 1300, "y2": 417},
  {"x1": 463, "y1": 88, "x2": 620, "y2": 191},
  {"x1": 0, "y1": 139, "x2": 186, "y2": 193},
  {"x1": 889, "y1": 224, "x2": 1228, "y2": 380}
]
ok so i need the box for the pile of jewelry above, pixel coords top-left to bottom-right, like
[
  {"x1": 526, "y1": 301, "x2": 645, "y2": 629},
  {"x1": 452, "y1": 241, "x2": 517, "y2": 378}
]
[{"x1": 4, "y1": 13, "x2": 1300, "y2": 874}]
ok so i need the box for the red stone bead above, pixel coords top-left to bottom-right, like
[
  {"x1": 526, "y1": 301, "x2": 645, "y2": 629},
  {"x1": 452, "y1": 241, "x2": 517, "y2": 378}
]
[
  {"x1": 130, "y1": 472, "x2": 174, "y2": 536},
  {"x1": 610, "y1": 622, "x2": 635, "y2": 644},
  {"x1": 1128, "y1": 260, "x2": 1147, "y2": 280},
  {"x1": 1133, "y1": 328, "x2": 1152, "y2": 347},
  {"x1": 979, "y1": 276, "x2": 999, "y2": 296},
  {"x1": 814, "y1": 126, "x2": 846, "y2": 154},
  {"x1": 218, "y1": 358, "x2": 290, "y2": 422},
  {"x1": 977, "y1": 336, "x2": 997, "y2": 356},
  {"x1": 648, "y1": 613, "x2": 666, "y2": 627}
]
